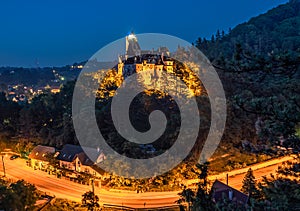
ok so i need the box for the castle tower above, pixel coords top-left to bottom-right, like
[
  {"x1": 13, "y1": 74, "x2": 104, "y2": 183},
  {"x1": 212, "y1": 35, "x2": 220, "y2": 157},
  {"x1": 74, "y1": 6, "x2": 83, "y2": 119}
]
[
  {"x1": 164, "y1": 60, "x2": 174, "y2": 73},
  {"x1": 125, "y1": 33, "x2": 141, "y2": 59},
  {"x1": 118, "y1": 62, "x2": 124, "y2": 75},
  {"x1": 117, "y1": 55, "x2": 124, "y2": 75}
]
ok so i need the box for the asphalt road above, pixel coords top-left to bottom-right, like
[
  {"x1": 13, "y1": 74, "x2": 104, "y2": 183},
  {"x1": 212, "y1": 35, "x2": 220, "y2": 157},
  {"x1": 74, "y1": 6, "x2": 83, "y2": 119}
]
[
  {"x1": 1, "y1": 158, "x2": 179, "y2": 208},
  {"x1": 216, "y1": 163, "x2": 282, "y2": 190},
  {"x1": 0, "y1": 155, "x2": 294, "y2": 208}
]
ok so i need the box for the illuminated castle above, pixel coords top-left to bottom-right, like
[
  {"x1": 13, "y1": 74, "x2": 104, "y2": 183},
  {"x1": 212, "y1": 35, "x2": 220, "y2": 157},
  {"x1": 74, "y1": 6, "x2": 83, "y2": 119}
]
[
  {"x1": 114, "y1": 33, "x2": 202, "y2": 97},
  {"x1": 117, "y1": 33, "x2": 174, "y2": 79}
]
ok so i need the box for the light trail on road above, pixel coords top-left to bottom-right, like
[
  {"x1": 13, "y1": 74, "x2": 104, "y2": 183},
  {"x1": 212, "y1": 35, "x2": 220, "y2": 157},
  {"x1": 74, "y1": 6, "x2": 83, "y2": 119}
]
[{"x1": 0, "y1": 155, "x2": 292, "y2": 208}]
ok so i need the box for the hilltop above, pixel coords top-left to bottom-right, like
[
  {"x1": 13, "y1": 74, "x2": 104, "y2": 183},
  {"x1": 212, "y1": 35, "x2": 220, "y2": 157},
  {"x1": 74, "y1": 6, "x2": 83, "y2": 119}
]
[{"x1": 196, "y1": 0, "x2": 300, "y2": 60}]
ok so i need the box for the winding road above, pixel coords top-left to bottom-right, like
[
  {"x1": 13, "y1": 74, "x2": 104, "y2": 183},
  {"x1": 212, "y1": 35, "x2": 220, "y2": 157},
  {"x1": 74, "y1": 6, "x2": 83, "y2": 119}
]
[{"x1": 0, "y1": 155, "x2": 294, "y2": 208}]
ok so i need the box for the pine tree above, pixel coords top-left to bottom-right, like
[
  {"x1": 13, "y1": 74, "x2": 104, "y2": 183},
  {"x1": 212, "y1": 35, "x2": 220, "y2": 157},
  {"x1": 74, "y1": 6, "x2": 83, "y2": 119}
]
[
  {"x1": 216, "y1": 30, "x2": 221, "y2": 41},
  {"x1": 177, "y1": 162, "x2": 215, "y2": 210},
  {"x1": 241, "y1": 168, "x2": 259, "y2": 199},
  {"x1": 195, "y1": 37, "x2": 202, "y2": 49},
  {"x1": 221, "y1": 30, "x2": 225, "y2": 38},
  {"x1": 211, "y1": 35, "x2": 215, "y2": 43},
  {"x1": 193, "y1": 162, "x2": 215, "y2": 210},
  {"x1": 82, "y1": 191, "x2": 100, "y2": 211}
]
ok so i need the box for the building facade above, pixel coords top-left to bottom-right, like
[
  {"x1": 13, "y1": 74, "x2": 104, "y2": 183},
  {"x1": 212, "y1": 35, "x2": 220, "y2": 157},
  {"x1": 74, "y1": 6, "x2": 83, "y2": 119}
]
[{"x1": 28, "y1": 145, "x2": 56, "y2": 170}]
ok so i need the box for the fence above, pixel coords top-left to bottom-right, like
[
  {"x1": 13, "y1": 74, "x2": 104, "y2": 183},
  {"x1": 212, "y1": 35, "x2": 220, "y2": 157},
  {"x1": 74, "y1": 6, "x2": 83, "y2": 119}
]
[{"x1": 102, "y1": 204, "x2": 180, "y2": 211}]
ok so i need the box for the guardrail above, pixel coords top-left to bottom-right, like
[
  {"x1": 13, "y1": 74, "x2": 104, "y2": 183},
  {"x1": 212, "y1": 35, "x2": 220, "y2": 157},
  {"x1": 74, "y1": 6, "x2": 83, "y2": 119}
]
[
  {"x1": 102, "y1": 204, "x2": 180, "y2": 211},
  {"x1": 37, "y1": 195, "x2": 55, "y2": 211}
]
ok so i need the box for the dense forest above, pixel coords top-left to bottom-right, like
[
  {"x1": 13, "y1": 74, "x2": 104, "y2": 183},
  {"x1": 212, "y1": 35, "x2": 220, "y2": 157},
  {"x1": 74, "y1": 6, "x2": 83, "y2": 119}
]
[
  {"x1": 196, "y1": 0, "x2": 299, "y2": 60},
  {"x1": 196, "y1": 0, "x2": 300, "y2": 151},
  {"x1": 0, "y1": 0, "x2": 299, "y2": 172}
]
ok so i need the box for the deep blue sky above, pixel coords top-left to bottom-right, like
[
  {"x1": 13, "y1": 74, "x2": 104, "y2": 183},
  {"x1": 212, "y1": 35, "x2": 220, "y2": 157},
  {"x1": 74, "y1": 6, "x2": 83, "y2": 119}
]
[{"x1": 0, "y1": 0, "x2": 288, "y2": 67}]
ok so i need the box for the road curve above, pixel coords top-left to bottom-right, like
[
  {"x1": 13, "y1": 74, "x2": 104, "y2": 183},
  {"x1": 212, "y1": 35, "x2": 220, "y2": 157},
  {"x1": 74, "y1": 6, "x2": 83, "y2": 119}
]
[{"x1": 0, "y1": 155, "x2": 293, "y2": 208}]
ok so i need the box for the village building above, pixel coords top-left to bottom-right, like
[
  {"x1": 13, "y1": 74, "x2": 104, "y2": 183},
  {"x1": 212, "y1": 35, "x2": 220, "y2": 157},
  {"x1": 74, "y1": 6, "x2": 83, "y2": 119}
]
[
  {"x1": 28, "y1": 145, "x2": 56, "y2": 170},
  {"x1": 56, "y1": 144, "x2": 105, "y2": 178},
  {"x1": 211, "y1": 180, "x2": 249, "y2": 206}
]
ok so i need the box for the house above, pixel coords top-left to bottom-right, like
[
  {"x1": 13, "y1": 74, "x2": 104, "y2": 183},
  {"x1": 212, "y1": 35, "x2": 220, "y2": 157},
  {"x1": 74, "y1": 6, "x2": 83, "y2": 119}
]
[
  {"x1": 57, "y1": 144, "x2": 104, "y2": 177},
  {"x1": 75, "y1": 151, "x2": 104, "y2": 177},
  {"x1": 212, "y1": 180, "x2": 249, "y2": 206},
  {"x1": 28, "y1": 145, "x2": 56, "y2": 169},
  {"x1": 57, "y1": 144, "x2": 83, "y2": 171}
]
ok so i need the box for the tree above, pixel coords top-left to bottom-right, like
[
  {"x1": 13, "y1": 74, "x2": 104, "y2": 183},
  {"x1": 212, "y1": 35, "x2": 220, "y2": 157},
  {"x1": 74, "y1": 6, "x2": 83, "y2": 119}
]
[
  {"x1": 211, "y1": 35, "x2": 215, "y2": 43},
  {"x1": 221, "y1": 30, "x2": 225, "y2": 38},
  {"x1": 177, "y1": 162, "x2": 215, "y2": 211},
  {"x1": 0, "y1": 179, "x2": 38, "y2": 211},
  {"x1": 216, "y1": 29, "x2": 221, "y2": 41},
  {"x1": 276, "y1": 155, "x2": 300, "y2": 180},
  {"x1": 0, "y1": 184, "x2": 23, "y2": 211},
  {"x1": 249, "y1": 156, "x2": 300, "y2": 210},
  {"x1": 241, "y1": 168, "x2": 259, "y2": 199},
  {"x1": 0, "y1": 92, "x2": 21, "y2": 137},
  {"x1": 177, "y1": 187, "x2": 195, "y2": 211},
  {"x1": 259, "y1": 175, "x2": 300, "y2": 210},
  {"x1": 82, "y1": 191, "x2": 100, "y2": 211},
  {"x1": 10, "y1": 180, "x2": 38, "y2": 210},
  {"x1": 192, "y1": 162, "x2": 215, "y2": 210}
]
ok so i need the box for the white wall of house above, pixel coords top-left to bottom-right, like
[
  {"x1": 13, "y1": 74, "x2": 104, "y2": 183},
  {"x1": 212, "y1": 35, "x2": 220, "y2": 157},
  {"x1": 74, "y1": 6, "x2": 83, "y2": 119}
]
[
  {"x1": 59, "y1": 160, "x2": 76, "y2": 171},
  {"x1": 30, "y1": 158, "x2": 50, "y2": 169}
]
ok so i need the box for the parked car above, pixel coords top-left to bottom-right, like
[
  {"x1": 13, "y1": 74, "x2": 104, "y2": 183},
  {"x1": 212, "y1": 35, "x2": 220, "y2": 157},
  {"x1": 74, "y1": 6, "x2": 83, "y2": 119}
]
[{"x1": 10, "y1": 155, "x2": 20, "y2": 160}]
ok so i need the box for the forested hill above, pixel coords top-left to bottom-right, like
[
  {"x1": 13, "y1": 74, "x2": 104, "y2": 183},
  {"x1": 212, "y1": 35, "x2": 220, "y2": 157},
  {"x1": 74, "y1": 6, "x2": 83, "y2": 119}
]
[
  {"x1": 0, "y1": 0, "x2": 299, "y2": 158},
  {"x1": 196, "y1": 0, "x2": 300, "y2": 61},
  {"x1": 195, "y1": 0, "x2": 300, "y2": 154}
]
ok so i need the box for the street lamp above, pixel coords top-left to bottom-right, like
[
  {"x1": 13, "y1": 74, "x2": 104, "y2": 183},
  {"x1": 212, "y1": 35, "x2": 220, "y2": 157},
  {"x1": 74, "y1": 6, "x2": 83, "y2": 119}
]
[
  {"x1": 90, "y1": 172, "x2": 96, "y2": 211},
  {"x1": 1, "y1": 154, "x2": 6, "y2": 177}
]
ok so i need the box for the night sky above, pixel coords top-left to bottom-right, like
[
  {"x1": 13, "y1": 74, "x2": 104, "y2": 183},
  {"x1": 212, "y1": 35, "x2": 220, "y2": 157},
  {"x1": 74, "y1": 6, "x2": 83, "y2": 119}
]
[{"x1": 0, "y1": 0, "x2": 288, "y2": 67}]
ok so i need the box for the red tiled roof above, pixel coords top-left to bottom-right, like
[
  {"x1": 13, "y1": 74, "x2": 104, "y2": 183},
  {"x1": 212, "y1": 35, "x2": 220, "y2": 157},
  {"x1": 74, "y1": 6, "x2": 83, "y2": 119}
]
[{"x1": 28, "y1": 145, "x2": 55, "y2": 162}]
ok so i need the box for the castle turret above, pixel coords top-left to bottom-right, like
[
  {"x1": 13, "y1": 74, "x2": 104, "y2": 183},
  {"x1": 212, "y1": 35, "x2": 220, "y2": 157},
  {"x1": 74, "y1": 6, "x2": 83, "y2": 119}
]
[
  {"x1": 117, "y1": 58, "x2": 124, "y2": 75},
  {"x1": 125, "y1": 33, "x2": 141, "y2": 59},
  {"x1": 164, "y1": 60, "x2": 174, "y2": 73}
]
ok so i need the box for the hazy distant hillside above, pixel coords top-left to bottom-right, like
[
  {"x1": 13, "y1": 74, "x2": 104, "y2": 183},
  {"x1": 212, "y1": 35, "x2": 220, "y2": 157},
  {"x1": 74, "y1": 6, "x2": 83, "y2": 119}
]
[
  {"x1": 0, "y1": 60, "x2": 118, "y2": 88},
  {"x1": 0, "y1": 67, "x2": 55, "y2": 87},
  {"x1": 196, "y1": 0, "x2": 300, "y2": 60}
]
